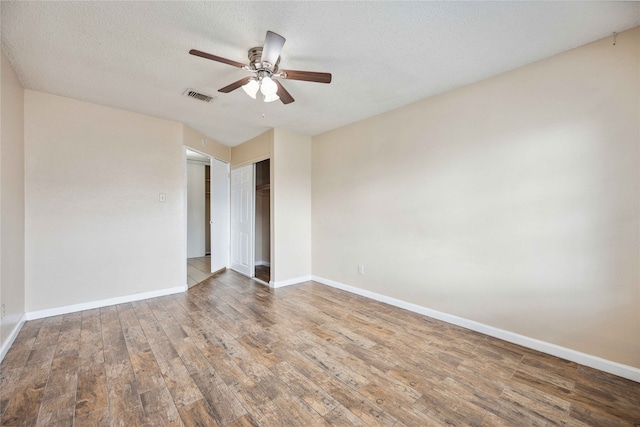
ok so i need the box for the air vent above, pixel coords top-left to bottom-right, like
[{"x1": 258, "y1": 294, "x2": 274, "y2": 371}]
[{"x1": 183, "y1": 88, "x2": 216, "y2": 103}]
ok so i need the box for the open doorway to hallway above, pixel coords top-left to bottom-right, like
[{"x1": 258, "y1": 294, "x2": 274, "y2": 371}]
[
  {"x1": 185, "y1": 148, "x2": 229, "y2": 287},
  {"x1": 187, "y1": 256, "x2": 213, "y2": 286}
]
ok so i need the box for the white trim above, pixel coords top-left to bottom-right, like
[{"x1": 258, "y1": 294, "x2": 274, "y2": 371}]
[
  {"x1": 182, "y1": 148, "x2": 189, "y2": 293},
  {"x1": 25, "y1": 285, "x2": 187, "y2": 321},
  {"x1": 270, "y1": 275, "x2": 313, "y2": 289},
  {"x1": 311, "y1": 275, "x2": 640, "y2": 383},
  {"x1": 255, "y1": 261, "x2": 271, "y2": 267},
  {"x1": 0, "y1": 313, "x2": 27, "y2": 363}
]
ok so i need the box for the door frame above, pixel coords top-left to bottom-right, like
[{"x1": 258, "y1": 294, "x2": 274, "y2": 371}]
[{"x1": 183, "y1": 147, "x2": 230, "y2": 286}]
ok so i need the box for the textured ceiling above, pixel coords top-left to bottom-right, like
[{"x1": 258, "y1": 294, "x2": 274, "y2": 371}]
[{"x1": 2, "y1": 2, "x2": 639, "y2": 146}]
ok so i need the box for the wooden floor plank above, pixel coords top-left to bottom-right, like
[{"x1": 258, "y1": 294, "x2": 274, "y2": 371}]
[
  {"x1": 1, "y1": 269, "x2": 639, "y2": 426},
  {"x1": 191, "y1": 366, "x2": 248, "y2": 426},
  {"x1": 75, "y1": 363, "x2": 108, "y2": 418},
  {"x1": 140, "y1": 386, "x2": 183, "y2": 427},
  {"x1": 0, "y1": 367, "x2": 49, "y2": 426},
  {"x1": 42, "y1": 353, "x2": 78, "y2": 402},
  {"x1": 35, "y1": 391, "x2": 75, "y2": 427},
  {"x1": 177, "y1": 398, "x2": 222, "y2": 427}
]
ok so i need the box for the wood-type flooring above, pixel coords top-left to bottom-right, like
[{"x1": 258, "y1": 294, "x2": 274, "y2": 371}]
[
  {"x1": 254, "y1": 265, "x2": 270, "y2": 284},
  {"x1": 1, "y1": 270, "x2": 639, "y2": 426}
]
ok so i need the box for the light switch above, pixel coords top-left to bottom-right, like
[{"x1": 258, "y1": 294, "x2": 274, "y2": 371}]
[{"x1": 159, "y1": 193, "x2": 166, "y2": 202}]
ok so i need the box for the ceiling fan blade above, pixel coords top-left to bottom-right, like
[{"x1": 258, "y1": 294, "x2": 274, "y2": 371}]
[
  {"x1": 189, "y1": 49, "x2": 246, "y2": 68},
  {"x1": 261, "y1": 31, "x2": 286, "y2": 66},
  {"x1": 281, "y1": 69, "x2": 332, "y2": 84},
  {"x1": 218, "y1": 77, "x2": 252, "y2": 93},
  {"x1": 275, "y1": 80, "x2": 295, "y2": 104}
]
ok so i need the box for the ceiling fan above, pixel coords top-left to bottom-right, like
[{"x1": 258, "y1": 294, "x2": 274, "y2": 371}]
[{"x1": 190, "y1": 31, "x2": 331, "y2": 105}]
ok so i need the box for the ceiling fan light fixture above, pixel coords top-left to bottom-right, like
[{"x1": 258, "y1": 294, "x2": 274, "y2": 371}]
[
  {"x1": 260, "y1": 76, "x2": 278, "y2": 96},
  {"x1": 241, "y1": 78, "x2": 259, "y2": 99},
  {"x1": 263, "y1": 92, "x2": 280, "y2": 103},
  {"x1": 190, "y1": 30, "x2": 332, "y2": 105}
]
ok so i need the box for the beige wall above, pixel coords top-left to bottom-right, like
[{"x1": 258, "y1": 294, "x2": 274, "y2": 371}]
[
  {"x1": 183, "y1": 124, "x2": 230, "y2": 163},
  {"x1": 231, "y1": 129, "x2": 272, "y2": 167},
  {"x1": 25, "y1": 90, "x2": 185, "y2": 312},
  {"x1": 273, "y1": 129, "x2": 311, "y2": 284},
  {"x1": 312, "y1": 28, "x2": 640, "y2": 368},
  {"x1": 0, "y1": 50, "x2": 26, "y2": 348}
]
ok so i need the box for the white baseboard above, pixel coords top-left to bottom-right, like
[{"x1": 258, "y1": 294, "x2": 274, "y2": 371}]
[
  {"x1": 255, "y1": 261, "x2": 271, "y2": 267},
  {"x1": 270, "y1": 275, "x2": 313, "y2": 289},
  {"x1": 311, "y1": 275, "x2": 640, "y2": 383},
  {"x1": 0, "y1": 313, "x2": 26, "y2": 363},
  {"x1": 25, "y1": 285, "x2": 187, "y2": 321}
]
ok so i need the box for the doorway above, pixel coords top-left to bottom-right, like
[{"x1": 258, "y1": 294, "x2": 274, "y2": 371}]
[
  {"x1": 185, "y1": 148, "x2": 229, "y2": 287},
  {"x1": 229, "y1": 159, "x2": 271, "y2": 284},
  {"x1": 254, "y1": 159, "x2": 270, "y2": 283}
]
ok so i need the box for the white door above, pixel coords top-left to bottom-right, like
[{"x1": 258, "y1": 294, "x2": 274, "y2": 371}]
[
  {"x1": 210, "y1": 158, "x2": 229, "y2": 273},
  {"x1": 230, "y1": 164, "x2": 255, "y2": 277}
]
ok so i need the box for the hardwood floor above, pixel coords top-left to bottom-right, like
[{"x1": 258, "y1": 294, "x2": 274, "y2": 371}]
[
  {"x1": 1, "y1": 270, "x2": 639, "y2": 426},
  {"x1": 254, "y1": 265, "x2": 270, "y2": 284}
]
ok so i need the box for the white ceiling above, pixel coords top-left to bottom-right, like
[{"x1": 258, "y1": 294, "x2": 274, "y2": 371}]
[{"x1": 2, "y1": 2, "x2": 639, "y2": 147}]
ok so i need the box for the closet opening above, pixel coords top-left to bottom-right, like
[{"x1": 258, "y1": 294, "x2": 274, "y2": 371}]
[{"x1": 254, "y1": 159, "x2": 270, "y2": 284}]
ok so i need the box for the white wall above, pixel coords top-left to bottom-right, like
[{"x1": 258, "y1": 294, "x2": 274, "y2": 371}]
[
  {"x1": 0, "y1": 50, "x2": 26, "y2": 355},
  {"x1": 312, "y1": 28, "x2": 640, "y2": 368},
  {"x1": 186, "y1": 161, "x2": 206, "y2": 258},
  {"x1": 272, "y1": 129, "x2": 311, "y2": 285},
  {"x1": 25, "y1": 90, "x2": 185, "y2": 312}
]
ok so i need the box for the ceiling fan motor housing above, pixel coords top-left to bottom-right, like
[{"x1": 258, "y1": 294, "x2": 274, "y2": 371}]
[{"x1": 248, "y1": 47, "x2": 280, "y2": 73}]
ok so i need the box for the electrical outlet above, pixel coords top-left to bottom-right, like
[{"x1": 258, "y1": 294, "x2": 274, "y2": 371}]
[
  {"x1": 358, "y1": 265, "x2": 365, "y2": 275},
  {"x1": 1, "y1": 303, "x2": 5, "y2": 319}
]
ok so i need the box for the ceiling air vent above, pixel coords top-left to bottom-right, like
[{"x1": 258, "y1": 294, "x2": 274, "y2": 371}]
[{"x1": 183, "y1": 88, "x2": 216, "y2": 103}]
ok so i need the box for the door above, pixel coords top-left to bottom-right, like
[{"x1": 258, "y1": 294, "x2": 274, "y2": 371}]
[
  {"x1": 210, "y1": 158, "x2": 229, "y2": 272},
  {"x1": 230, "y1": 164, "x2": 255, "y2": 277}
]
